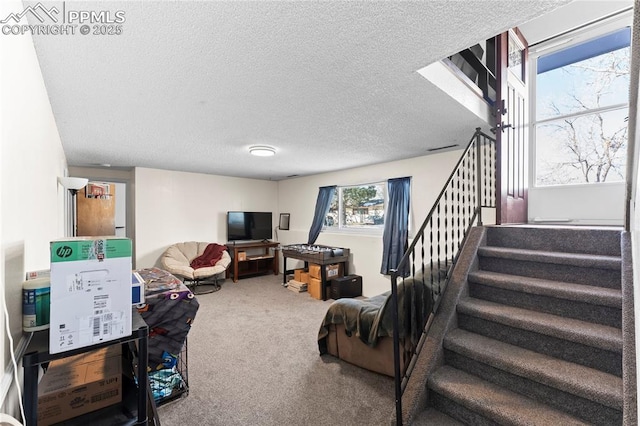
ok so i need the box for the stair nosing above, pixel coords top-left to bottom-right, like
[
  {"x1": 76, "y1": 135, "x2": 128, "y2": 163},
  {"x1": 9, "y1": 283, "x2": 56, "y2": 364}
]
[
  {"x1": 468, "y1": 270, "x2": 622, "y2": 308},
  {"x1": 478, "y1": 246, "x2": 621, "y2": 270},
  {"x1": 430, "y1": 365, "x2": 591, "y2": 426},
  {"x1": 444, "y1": 328, "x2": 623, "y2": 410},
  {"x1": 457, "y1": 297, "x2": 622, "y2": 352}
]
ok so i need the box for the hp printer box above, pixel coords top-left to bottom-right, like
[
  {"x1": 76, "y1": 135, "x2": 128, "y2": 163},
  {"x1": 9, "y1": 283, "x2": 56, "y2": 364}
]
[{"x1": 50, "y1": 237, "x2": 132, "y2": 354}]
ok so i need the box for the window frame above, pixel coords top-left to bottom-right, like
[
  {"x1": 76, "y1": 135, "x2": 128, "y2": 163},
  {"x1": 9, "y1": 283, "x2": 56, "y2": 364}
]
[
  {"x1": 323, "y1": 181, "x2": 388, "y2": 235},
  {"x1": 528, "y1": 11, "x2": 632, "y2": 189}
]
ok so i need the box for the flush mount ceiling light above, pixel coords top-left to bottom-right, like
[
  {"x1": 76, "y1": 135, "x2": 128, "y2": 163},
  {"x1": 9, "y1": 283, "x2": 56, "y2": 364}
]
[{"x1": 249, "y1": 145, "x2": 276, "y2": 157}]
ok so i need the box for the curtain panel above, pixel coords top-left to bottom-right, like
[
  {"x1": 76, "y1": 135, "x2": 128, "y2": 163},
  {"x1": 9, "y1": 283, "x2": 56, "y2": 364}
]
[
  {"x1": 381, "y1": 177, "x2": 411, "y2": 275},
  {"x1": 308, "y1": 186, "x2": 336, "y2": 245}
]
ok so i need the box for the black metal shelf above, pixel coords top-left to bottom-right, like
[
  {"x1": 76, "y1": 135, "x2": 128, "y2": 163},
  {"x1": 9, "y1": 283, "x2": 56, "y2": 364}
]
[{"x1": 23, "y1": 309, "x2": 149, "y2": 426}]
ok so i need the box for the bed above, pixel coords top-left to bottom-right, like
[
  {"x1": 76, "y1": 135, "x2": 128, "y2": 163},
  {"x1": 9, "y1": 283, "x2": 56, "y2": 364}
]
[{"x1": 317, "y1": 275, "x2": 433, "y2": 377}]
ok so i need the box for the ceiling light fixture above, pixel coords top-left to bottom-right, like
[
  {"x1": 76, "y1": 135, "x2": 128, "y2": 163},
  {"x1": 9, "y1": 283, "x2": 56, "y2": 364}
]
[{"x1": 249, "y1": 145, "x2": 276, "y2": 157}]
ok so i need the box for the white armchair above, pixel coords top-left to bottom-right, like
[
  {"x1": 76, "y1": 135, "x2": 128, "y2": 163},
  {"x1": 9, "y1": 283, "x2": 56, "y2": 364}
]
[{"x1": 161, "y1": 242, "x2": 231, "y2": 294}]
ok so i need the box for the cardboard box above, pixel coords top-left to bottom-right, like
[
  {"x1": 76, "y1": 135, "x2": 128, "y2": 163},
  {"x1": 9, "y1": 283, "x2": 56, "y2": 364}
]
[
  {"x1": 326, "y1": 264, "x2": 342, "y2": 280},
  {"x1": 293, "y1": 268, "x2": 306, "y2": 281},
  {"x1": 308, "y1": 264, "x2": 321, "y2": 279},
  {"x1": 309, "y1": 277, "x2": 322, "y2": 300},
  {"x1": 300, "y1": 272, "x2": 310, "y2": 284},
  {"x1": 50, "y1": 237, "x2": 132, "y2": 354},
  {"x1": 309, "y1": 263, "x2": 343, "y2": 280},
  {"x1": 39, "y1": 346, "x2": 122, "y2": 393},
  {"x1": 38, "y1": 346, "x2": 122, "y2": 426},
  {"x1": 238, "y1": 251, "x2": 247, "y2": 261}
]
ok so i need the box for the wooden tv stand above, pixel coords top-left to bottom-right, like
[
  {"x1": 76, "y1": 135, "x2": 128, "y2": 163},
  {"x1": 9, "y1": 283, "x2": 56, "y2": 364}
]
[{"x1": 226, "y1": 241, "x2": 279, "y2": 282}]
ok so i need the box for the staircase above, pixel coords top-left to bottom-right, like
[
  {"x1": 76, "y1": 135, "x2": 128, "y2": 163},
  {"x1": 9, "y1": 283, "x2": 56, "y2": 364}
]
[{"x1": 414, "y1": 226, "x2": 624, "y2": 425}]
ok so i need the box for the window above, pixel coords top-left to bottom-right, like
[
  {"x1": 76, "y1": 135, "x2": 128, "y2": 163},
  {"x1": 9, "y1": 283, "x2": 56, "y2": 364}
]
[
  {"x1": 324, "y1": 182, "x2": 387, "y2": 232},
  {"x1": 533, "y1": 26, "x2": 630, "y2": 186}
]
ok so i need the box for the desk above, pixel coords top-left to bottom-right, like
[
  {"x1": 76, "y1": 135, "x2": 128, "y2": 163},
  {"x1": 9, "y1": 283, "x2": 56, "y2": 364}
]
[
  {"x1": 23, "y1": 309, "x2": 149, "y2": 426},
  {"x1": 281, "y1": 244, "x2": 350, "y2": 300}
]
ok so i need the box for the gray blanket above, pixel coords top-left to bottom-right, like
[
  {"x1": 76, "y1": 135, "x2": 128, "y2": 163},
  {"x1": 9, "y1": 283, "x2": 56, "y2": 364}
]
[{"x1": 318, "y1": 276, "x2": 433, "y2": 353}]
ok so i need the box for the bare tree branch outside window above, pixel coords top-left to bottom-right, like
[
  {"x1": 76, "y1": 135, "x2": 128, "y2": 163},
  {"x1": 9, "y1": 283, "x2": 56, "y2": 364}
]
[{"x1": 536, "y1": 48, "x2": 629, "y2": 186}]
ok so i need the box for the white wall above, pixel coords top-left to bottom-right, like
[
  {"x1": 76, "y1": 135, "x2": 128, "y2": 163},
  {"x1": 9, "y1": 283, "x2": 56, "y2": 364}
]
[
  {"x1": 529, "y1": 183, "x2": 625, "y2": 225},
  {"x1": 134, "y1": 167, "x2": 279, "y2": 268},
  {"x1": 277, "y1": 149, "x2": 462, "y2": 297},
  {"x1": 0, "y1": 0, "x2": 68, "y2": 416}
]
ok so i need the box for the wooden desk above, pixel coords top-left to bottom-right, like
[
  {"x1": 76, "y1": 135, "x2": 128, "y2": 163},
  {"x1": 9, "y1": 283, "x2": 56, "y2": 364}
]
[{"x1": 226, "y1": 241, "x2": 279, "y2": 282}]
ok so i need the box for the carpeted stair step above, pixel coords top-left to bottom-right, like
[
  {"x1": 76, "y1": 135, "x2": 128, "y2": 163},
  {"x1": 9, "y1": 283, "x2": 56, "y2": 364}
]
[
  {"x1": 443, "y1": 329, "x2": 622, "y2": 425},
  {"x1": 411, "y1": 407, "x2": 464, "y2": 425},
  {"x1": 456, "y1": 297, "x2": 622, "y2": 376},
  {"x1": 477, "y1": 246, "x2": 621, "y2": 288},
  {"x1": 485, "y1": 226, "x2": 622, "y2": 256},
  {"x1": 467, "y1": 270, "x2": 622, "y2": 327},
  {"x1": 428, "y1": 365, "x2": 590, "y2": 426}
]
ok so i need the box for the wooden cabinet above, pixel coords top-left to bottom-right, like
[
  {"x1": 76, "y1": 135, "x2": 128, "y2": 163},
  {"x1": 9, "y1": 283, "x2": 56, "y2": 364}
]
[{"x1": 227, "y1": 241, "x2": 279, "y2": 282}]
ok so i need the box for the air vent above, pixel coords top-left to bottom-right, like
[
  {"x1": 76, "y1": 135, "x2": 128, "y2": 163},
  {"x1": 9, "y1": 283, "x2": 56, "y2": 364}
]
[{"x1": 428, "y1": 144, "x2": 459, "y2": 152}]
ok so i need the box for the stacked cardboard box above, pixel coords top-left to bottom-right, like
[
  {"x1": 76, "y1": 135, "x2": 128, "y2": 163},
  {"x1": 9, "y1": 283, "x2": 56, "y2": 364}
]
[
  {"x1": 38, "y1": 345, "x2": 122, "y2": 426},
  {"x1": 308, "y1": 263, "x2": 343, "y2": 281},
  {"x1": 287, "y1": 280, "x2": 308, "y2": 292},
  {"x1": 293, "y1": 268, "x2": 304, "y2": 281},
  {"x1": 308, "y1": 263, "x2": 343, "y2": 300},
  {"x1": 308, "y1": 277, "x2": 322, "y2": 300}
]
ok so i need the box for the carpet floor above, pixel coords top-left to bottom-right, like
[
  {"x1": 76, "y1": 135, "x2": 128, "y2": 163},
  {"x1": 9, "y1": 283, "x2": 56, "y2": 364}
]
[{"x1": 156, "y1": 274, "x2": 394, "y2": 426}]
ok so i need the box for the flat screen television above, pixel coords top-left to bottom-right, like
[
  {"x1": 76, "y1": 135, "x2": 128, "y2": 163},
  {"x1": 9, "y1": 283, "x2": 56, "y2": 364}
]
[{"x1": 227, "y1": 211, "x2": 273, "y2": 242}]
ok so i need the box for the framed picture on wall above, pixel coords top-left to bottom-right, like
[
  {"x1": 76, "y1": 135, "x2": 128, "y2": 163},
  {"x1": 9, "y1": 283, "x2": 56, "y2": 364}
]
[{"x1": 279, "y1": 213, "x2": 290, "y2": 230}]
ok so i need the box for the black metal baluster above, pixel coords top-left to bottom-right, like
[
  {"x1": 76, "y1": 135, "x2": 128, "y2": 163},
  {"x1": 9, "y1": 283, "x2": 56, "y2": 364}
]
[
  {"x1": 437, "y1": 203, "x2": 441, "y2": 295},
  {"x1": 429, "y1": 218, "x2": 434, "y2": 300},
  {"x1": 456, "y1": 167, "x2": 461, "y2": 250},
  {"x1": 467, "y1": 149, "x2": 472, "y2": 225},
  {"x1": 472, "y1": 139, "x2": 477, "y2": 222},
  {"x1": 443, "y1": 189, "x2": 448, "y2": 282}
]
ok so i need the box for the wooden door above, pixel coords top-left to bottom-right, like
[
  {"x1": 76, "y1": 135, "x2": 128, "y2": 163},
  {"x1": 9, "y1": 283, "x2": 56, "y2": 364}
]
[
  {"x1": 496, "y1": 29, "x2": 529, "y2": 224},
  {"x1": 76, "y1": 183, "x2": 116, "y2": 236}
]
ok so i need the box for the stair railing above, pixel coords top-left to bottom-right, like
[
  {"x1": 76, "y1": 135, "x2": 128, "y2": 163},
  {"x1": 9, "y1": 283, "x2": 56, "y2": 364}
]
[{"x1": 390, "y1": 128, "x2": 496, "y2": 425}]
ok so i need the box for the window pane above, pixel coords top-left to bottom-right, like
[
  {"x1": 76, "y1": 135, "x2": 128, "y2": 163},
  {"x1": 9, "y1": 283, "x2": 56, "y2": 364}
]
[
  {"x1": 342, "y1": 184, "x2": 385, "y2": 228},
  {"x1": 536, "y1": 47, "x2": 630, "y2": 120},
  {"x1": 325, "y1": 192, "x2": 338, "y2": 227},
  {"x1": 324, "y1": 183, "x2": 386, "y2": 230},
  {"x1": 535, "y1": 108, "x2": 627, "y2": 186},
  {"x1": 508, "y1": 33, "x2": 524, "y2": 81}
]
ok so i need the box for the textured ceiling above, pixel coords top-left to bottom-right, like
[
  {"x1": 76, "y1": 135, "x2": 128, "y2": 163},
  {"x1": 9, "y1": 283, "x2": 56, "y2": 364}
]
[{"x1": 28, "y1": 0, "x2": 573, "y2": 180}]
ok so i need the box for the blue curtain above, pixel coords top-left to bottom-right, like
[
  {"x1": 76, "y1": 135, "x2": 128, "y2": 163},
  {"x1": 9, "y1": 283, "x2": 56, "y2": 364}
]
[
  {"x1": 308, "y1": 186, "x2": 336, "y2": 245},
  {"x1": 381, "y1": 177, "x2": 411, "y2": 275}
]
